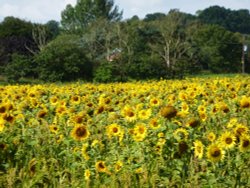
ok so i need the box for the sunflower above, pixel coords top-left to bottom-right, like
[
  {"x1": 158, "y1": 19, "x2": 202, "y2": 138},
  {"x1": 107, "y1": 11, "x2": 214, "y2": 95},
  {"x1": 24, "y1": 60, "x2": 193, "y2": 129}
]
[
  {"x1": 160, "y1": 106, "x2": 177, "y2": 119},
  {"x1": 206, "y1": 143, "x2": 225, "y2": 163},
  {"x1": 158, "y1": 132, "x2": 165, "y2": 138},
  {"x1": 114, "y1": 161, "x2": 123, "y2": 172},
  {"x1": 106, "y1": 123, "x2": 123, "y2": 139},
  {"x1": 234, "y1": 124, "x2": 249, "y2": 138},
  {"x1": 227, "y1": 118, "x2": 238, "y2": 128},
  {"x1": 193, "y1": 140, "x2": 204, "y2": 159},
  {"x1": 186, "y1": 117, "x2": 200, "y2": 128},
  {"x1": 49, "y1": 124, "x2": 59, "y2": 134},
  {"x1": 132, "y1": 123, "x2": 147, "y2": 142},
  {"x1": 181, "y1": 102, "x2": 189, "y2": 113},
  {"x1": 150, "y1": 97, "x2": 161, "y2": 107},
  {"x1": 95, "y1": 161, "x2": 107, "y2": 173},
  {"x1": 219, "y1": 132, "x2": 236, "y2": 149},
  {"x1": 207, "y1": 132, "x2": 216, "y2": 142},
  {"x1": 138, "y1": 109, "x2": 152, "y2": 120},
  {"x1": 198, "y1": 105, "x2": 206, "y2": 113},
  {"x1": 149, "y1": 118, "x2": 161, "y2": 129},
  {"x1": 3, "y1": 114, "x2": 15, "y2": 124},
  {"x1": 94, "y1": 105, "x2": 106, "y2": 115},
  {"x1": 28, "y1": 158, "x2": 37, "y2": 176},
  {"x1": 82, "y1": 143, "x2": 89, "y2": 160},
  {"x1": 173, "y1": 128, "x2": 189, "y2": 141},
  {"x1": 55, "y1": 105, "x2": 67, "y2": 116},
  {"x1": 84, "y1": 169, "x2": 91, "y2": 181},
  {"x1": 70, "y1": 95, "x2": 81, "y2": 105},
  {"x1": 37, "y1": 109, "x2": 48, "y2": 119},
  {"x1": 240, "y1": 96, "x2": 250, "y2": 108},
  {"x1": 239, "y1": 134, "x2": 250, "y2": 152},
  {"x1": 0, "y1": 105, "x2": 7, "y2": 114},
  {"x1": 121, "y1": 106, "x2": 137, "y2": 122},
  {"x1": 71, "y1": 125, "x2": 90, "y2": 141},
  {"x1": 0, "y1": 118, "x2": 5, "y2": 132},
  {"x1": 49, "y1": 96, "x2": 59, "y2": 106},
  {"x1": 199, "y1": 112, "x2": 207, "y2": 122}
]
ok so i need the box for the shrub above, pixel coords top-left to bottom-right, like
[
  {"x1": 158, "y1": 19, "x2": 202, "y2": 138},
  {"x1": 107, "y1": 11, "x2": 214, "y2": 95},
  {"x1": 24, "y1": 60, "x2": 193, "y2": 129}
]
[{"x1": 35, "y1": 34, "x2": 93, "y2": 82}]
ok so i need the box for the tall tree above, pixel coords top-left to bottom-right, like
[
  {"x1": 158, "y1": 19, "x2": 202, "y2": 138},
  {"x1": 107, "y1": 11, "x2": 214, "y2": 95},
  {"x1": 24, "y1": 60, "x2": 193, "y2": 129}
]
[
  {"x1": 198, "y1": 6, "x2": 250, "y2": 34},
  {"x1": 0, "y1": 17, "x2": 34, "y2": 66},
  {"x1": 193, "y1": 24, "x2": 242, "y2": 73},
  {"x1": 61, "y1": 0, "x2": 122, "y2": 33},
  {"x1": 148, "y1": 10, "x2": 198, "y2": 77}
]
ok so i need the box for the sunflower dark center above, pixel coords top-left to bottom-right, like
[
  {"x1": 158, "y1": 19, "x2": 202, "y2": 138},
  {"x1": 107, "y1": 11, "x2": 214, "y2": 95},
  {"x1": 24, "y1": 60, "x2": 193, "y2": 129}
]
[
  {"x1": 76, "y1": 127, "x2": 87, "y2": 137},
  {"x1": 127, "y1": 111, "x2": 134, "y2": 117},
  {"x1": 225, "y1": 137, "x2": 233, "y2": 144},
  {"x1": 112, "y1": 127, "x2": 118, "y2": 133},
  {"x1": 211, "y1": 149, "x2": 221, "y2": 157},
  {"x1": 0, "y1": 106, "x2": 6, "y2": 113},
  {"x1": 98, "y1": 162, "x2": 105, "y2": 169},
  {"x1": 243, "y1": 140, "x2": 250, "y2": 148}
]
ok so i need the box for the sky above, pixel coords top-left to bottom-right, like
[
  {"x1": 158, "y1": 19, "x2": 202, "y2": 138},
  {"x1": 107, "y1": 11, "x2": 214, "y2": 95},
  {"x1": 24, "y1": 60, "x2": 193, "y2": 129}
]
[{"x1": 0, "y1": 0, "x2": 250, "y2": 23}]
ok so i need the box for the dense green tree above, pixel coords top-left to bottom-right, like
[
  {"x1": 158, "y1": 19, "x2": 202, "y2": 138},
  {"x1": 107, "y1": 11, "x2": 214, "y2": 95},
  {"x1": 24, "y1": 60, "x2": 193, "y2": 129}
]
[
  {"x1": 35, "y1": 34, "x2": 93, "y2": 82},
  {"x1": 4, "y1": 53, "x2": 34, "y2": 82},
  {"x1": 198, "y1": 6, "x2": 250, "y2": 34},
  {"x1": 0, "y1": 17, "x2": 34, "y2": 66},
  {"x1": 46, "y1": 20, "x2": 60, "y2": 39},
  {"x1": 61, "y1": 0, "x2": 122, "y2": 33},
  {"x1": 193, "y1": 24, "x2": 242, "y2": 73},
  {"x1": 144, "y1": 12, "x2": 166, "y2": 22}
]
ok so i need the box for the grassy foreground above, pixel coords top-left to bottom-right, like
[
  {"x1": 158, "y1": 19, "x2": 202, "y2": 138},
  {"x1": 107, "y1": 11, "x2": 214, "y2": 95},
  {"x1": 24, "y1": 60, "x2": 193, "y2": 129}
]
[{"x1": 0, "y1": 75, "x2": 250, "y2": 187}]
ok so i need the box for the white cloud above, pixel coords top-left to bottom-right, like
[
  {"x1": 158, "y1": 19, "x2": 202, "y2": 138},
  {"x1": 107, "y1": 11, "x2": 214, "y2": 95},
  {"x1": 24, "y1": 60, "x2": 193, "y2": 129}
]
[{"x1": 0, "y1": 0, "x2": 77, "y2": 23}]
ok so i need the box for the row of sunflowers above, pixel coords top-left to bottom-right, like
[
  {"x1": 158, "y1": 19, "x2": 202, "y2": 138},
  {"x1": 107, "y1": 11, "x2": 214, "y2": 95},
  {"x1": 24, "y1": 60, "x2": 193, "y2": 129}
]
[{"x1": 0, "y1": 75, "x2": 250, "y2": 187}]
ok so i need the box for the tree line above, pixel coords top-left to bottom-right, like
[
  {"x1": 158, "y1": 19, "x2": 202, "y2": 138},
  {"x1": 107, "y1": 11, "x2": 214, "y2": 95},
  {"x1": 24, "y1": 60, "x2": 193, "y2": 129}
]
[{"x1": 0, "y1": 0, "x2": 250, "y2": 83}]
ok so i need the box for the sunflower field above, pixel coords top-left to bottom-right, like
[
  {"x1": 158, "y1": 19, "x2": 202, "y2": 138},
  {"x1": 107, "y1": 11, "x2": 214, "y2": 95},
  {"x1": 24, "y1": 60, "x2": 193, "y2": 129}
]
[{"x1": 0, "y1": 75, "x2": 250, "y2": 187}]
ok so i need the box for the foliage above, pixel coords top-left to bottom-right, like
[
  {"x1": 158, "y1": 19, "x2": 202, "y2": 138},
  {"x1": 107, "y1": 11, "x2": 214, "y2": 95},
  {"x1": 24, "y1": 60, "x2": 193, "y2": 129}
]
[
  {"x1": 61, "y1": 0, "x2": 122, "y2": 33},
  {"x1": 35, "y1": 34, "x2": 93, "y2": 82},
  {"x1": 198, "y1": 6, "x2": 250, "y2": 34},
  {"x1": 148, "y1": 10, "x2": 200, "y2": 77},
  {"x1": 0, "y1": 17, "x2": 34, "y2": 66},
  {"x1": 193, "y1": 24, "x2": 242, "y2": 73},
  {"x1": 0, "y1": 76, "x2": 250, "y2": 187},
  {"x1": 3, "y1": 54, "x2": 34, "y2": 83}
]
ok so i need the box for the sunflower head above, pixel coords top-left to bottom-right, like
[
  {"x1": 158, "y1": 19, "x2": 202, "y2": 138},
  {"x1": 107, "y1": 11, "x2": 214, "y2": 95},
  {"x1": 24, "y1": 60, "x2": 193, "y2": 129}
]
[
  {"x1": 193, "y1": 140, "x2": 204, "y2": 159},
  {"x1": 95, "y1": 161, "x2": 107, "y2": 173},
  {"x1": 71, "y1": 125, "x2": 90, "y2": 141},
  {"x1": 186, "y1": 117, "x2": 200, "y2": 128},
  {"x1": 240, "y1": 96, "x2": 250, "y2": 108},
  {"x1": 149, "y1": 118, "x2": 161, "y2": 129},
  {"x1": 106, "y1": 123, "x2": 122, "y2": 138},
  {"x1": 207, "y1": 132, "x2": 216, "y2": 142},
  {"x1": 114, "y1": 161, "x2": 123, "y2": 172},
  {"x1": 160, "y1": 106, "x2": 177, "y2": 119},
  {"x1": 49, "y1": 124, "x2": 59, "y2": 134},
  {"x1": 239, "y1": 135, "x2": 250, "y2": 152},
  {"x1": 219, "y1": 132, "x2": 236, "y2": 149},
  {"x1": 234, "y1": 124, "x2": 249, "y2": 138},
  {"x1": 138, "y1": 109, "x2": 152, "y2": 120},
  {"x1": 150, "y1": 98, "x2": 161, "y2": 107},
  {"x1": 206, "y1": 143, "x2": 225, "y2": 163},
  {"x1": 37, "y1": 109, "x2": 48, "y2": 119},
  {"x1": 84, "y1": 169, "x2": 91, "y2": 181},
  {"x1": 173, "y1": 128, "x2": 188, "y2": 141}
]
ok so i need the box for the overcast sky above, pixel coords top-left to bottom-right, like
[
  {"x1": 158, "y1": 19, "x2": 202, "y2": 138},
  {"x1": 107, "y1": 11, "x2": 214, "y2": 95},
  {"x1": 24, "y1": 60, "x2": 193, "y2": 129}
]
[{"x1": 0, "y1": 0, "x2": 250, "y2": 23}]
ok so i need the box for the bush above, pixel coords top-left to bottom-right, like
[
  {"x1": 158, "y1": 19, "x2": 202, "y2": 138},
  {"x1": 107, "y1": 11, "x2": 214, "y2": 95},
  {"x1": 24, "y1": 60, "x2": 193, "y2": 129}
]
[
  {"x1": 35, "y1": 34, "x2": 93, "y2": 82},
  {"x1": 4, "y1": 53, "x2": 34, "y2": 82}
]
